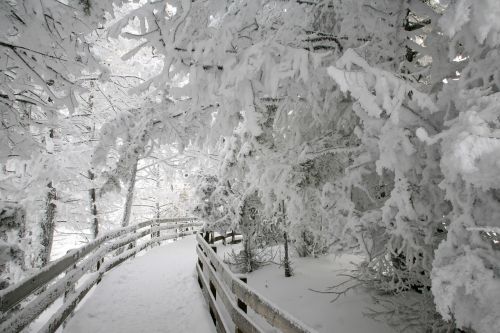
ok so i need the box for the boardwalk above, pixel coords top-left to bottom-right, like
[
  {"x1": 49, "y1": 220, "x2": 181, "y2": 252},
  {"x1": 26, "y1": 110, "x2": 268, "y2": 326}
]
[{"x1": 64, "y1": 236, "x2": 215, "y2": 333}]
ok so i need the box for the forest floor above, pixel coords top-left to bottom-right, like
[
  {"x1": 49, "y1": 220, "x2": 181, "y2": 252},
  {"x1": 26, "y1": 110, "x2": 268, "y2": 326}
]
[
  {"x1": 62, "y1": 235, "x2": 215, "y2": 333},
  {"x1": 220, "y1": 243, "x2": 397, "y2": 333}
]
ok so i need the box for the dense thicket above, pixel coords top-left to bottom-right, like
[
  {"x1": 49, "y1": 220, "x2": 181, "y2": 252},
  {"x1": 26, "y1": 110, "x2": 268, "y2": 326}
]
[{"x1": 1, "y1": 1, "x2": 499, "y2": 332}]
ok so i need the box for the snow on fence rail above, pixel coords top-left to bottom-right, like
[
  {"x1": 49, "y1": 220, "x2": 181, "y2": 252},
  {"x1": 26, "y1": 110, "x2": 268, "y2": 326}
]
[
  {"x1": 0, "y1": 217, "x2": 201, "y2": 333},
  {"x1": 196, "y1": 233, "x2": 317, "y2": 333}
]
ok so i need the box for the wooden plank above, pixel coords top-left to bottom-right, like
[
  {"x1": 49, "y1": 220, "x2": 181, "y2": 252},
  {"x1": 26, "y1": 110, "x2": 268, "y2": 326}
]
[
  {"x1": 39, "y1": 230, "x2": 200, "y2": 333},
  {"x1": 102, "y1": 230, "x2": 194, "y2": 272},
  {"x1": 212, "y1": 235, "x2": 226, "y2": 243},
  {"x1": 196, "y1": 234, "x2": 235, "y2": 289},
  {"x1": 158, "y1": 222, "x2": 203, "y2": 231},
  {"x1": 197, "y1": 234, "x2": 249, "y2": 292},
  {"x1": 0, "y1": 220, "x2": 155, "y2": 312},
  {"x1": 197, "y1": 247, "x2": 262, "y2": 333},
  {"x1": 109, "y1": 228, "x2": 151, "y2": 252},
  {"x1": 0, "y1": 221, "x2": 200, "y2": 333},
  {"x1": 155, "y1": 217, "x2": 199, "y2": 224},
  {"x1": 1, "y1": 225, "x2": 201, "y2": 332},
  {"x1": 211, "y1": 232, "x2": 241, "y2": 244},
  {"x1": 0, "y1": 239, "x2": 102, "y2": 313},
  {"x1": 38, "y1": 272, "x2": 101, "y2": 333},
  {"x1": 0, "y1": 244, "x2": 107, "y2": 333},
  {"x1": 197, "y1": 233, "x2": 316, "y2": 333},
  {"x1": 231, "y1": 280, "x2": 315, "y2": 333},
  {"x1": 196, "y1": 263, "x2": 229, "y2": 333}
]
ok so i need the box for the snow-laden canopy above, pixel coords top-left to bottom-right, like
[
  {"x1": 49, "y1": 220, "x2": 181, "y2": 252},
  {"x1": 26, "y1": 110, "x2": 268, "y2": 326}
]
[{"x1": 1, "y1": 1, "x2": 500, "y2": 332}]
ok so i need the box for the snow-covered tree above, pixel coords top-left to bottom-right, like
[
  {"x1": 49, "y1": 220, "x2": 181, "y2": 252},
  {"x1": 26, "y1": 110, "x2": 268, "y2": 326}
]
[{"x1": 2, "y1": 1, "x2": 499, "y2": 331}]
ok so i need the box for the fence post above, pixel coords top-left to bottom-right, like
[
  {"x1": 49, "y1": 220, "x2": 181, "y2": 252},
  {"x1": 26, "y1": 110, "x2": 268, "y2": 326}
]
[
  {"x1": 150, "y1": 221, "x2": 155, "y2": 247},
  {"x1": 157, "y1": 220, "x2": 161, "y2": 244},
  {"x1": 208, "y1": 243, "x2": 218, "y2": 324},
  {"x1": 96, "y1": 257, "x2": 104, "y2": 284},
  {"x1": 62, "y1": 259, "x2": 76, "y2": 328},
  {"x1": 235, "y1": 276, "x2": 248, "y2": 333},
  {"x1": 150, "y1": 220, "x2": 160, "y2": 247}
]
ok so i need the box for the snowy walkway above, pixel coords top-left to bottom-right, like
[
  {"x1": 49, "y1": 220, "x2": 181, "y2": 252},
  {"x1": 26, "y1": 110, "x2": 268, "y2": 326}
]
[{"x1": 63, "y1": 236, "x2": 215, "y2": 333}]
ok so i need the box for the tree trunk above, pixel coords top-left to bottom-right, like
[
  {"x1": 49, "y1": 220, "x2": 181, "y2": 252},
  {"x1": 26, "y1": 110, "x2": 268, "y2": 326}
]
[
  {"x1": 115, "y1": 159, "x2": 139, "y2": 255},
  {"x1": 40, "y1": 181, "x2": 56, "y2": 267},
  {"x1": 284, "y1": 231, "x2": 292, "y2": 277},
  {"x1": 154, "y1": 165, "x2": 160, "y2": 237},
  {"x1": 243, "y1": 236, "x2": 253, "y2": 273},
  {"x1": 0, "y1": 205, "x2": 27, "y2": 290},
  {"x1": 88, "y1": 170, "x2": 99, "y2": 239},
  {"x1": 121, "y1": 158, "x2": 138, "y2": 228},
  {"x1": 89, "y1": 171, "x2": 103, "y2": 271},
  {"x1": 282, "y1": 200, "x2": 292, "y2": 277}
]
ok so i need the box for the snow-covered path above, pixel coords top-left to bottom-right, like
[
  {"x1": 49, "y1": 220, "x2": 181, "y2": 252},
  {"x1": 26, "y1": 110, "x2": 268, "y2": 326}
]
[{"x1": 63, "y1": 235, "x2": 215, "y2": 333}]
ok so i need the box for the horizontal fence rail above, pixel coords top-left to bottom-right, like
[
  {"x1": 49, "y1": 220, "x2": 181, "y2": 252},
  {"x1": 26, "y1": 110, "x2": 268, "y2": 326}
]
[
  {"x1": 196, "y1": 233, "x2": 316, "y2": 333},
  {"x1": 0, "y1": 217, "x2": 201, "y2": 333}
]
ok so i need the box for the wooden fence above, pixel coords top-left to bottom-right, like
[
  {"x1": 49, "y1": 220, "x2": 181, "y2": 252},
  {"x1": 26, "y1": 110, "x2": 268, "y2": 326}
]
[
  {"x1": 196, "y1": 233, "x2": 316, "y2": 333},
  {"x1": 0, "y1": 217, "x2": 201, "y2": 333}
]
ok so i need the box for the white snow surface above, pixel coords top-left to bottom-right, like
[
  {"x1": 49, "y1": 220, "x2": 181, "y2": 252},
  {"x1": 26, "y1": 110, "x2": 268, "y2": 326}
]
[
  {"x1": 248, "y1": 256, "x2": 396, "y2": 333},
  {"x1": 63, "y1": 236, "x2": 215, "y2": 333},
  {"x1": 219, "y1": 245, "x2": 396, "y2": 333}
]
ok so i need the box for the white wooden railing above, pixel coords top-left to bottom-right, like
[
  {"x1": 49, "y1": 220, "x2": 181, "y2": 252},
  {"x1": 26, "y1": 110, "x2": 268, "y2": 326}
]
[
  {"x1": 196, "y1": 233, "x2": 316, "y2": 333},
  {"x1": 0, "y1": 217, "x2": 201, "y2": 333}
]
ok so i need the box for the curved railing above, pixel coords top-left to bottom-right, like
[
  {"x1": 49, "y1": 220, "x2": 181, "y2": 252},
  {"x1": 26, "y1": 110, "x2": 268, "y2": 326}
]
[
  {"x1": 0, "y1": 217, "x2": 201, "y2": 333},
  {"x1": 196, "y1": 233, "x2": 316, "y2": 333}
]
